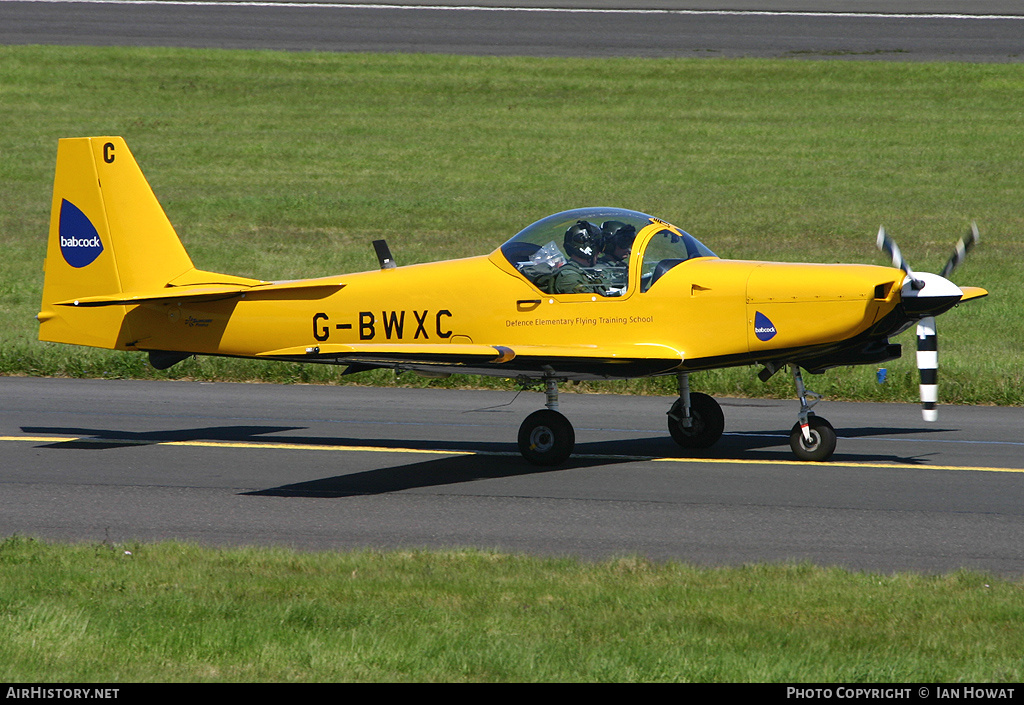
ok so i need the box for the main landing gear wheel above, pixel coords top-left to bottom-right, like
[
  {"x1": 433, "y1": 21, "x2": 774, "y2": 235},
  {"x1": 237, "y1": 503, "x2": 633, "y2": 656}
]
[
  {"x1": 518, "y1": 409, "x2": 575, "y2": 466},
  {"x1": 667, "y1": 392, "x2": 725, "y2": 449},
  {"x1": 789, "y1": 415, "x2": 837, "y2": 462}
]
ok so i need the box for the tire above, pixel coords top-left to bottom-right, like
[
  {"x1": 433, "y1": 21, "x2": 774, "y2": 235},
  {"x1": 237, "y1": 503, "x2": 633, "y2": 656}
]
[
  {"x1": 789, "y1": 415, "x2": 837, "y2": 462},
  {"x1": 518, "y1": 409, "x2": 575, "y2": 466},
  {"x1": 667, "y1": 392, "x2": 725, "y2": 449}
]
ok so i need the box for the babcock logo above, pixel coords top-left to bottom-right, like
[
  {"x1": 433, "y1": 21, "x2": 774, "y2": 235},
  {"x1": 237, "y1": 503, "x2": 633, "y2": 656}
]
[
  {"x1": 754, "y1": 311, "x2": 777, "y2": 342},
  {"x1": 59, "y1": 199, "x2": 104, "y2": 268}
]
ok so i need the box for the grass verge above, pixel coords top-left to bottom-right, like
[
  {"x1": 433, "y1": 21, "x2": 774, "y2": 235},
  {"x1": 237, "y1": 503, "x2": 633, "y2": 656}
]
[{"x1": 1, "y1": 536, "x2": 1022, "y2": 682}]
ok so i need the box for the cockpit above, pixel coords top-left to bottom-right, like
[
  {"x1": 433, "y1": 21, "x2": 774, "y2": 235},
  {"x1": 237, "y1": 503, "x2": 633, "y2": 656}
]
[{"x1": 498, "y1": 207, "x2": 717, "y2": 296}]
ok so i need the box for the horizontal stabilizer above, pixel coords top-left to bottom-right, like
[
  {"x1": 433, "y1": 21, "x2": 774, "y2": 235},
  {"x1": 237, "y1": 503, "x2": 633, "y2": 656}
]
[{"x1": 55, "y1": 276, "x2": 346, "y2": 307}]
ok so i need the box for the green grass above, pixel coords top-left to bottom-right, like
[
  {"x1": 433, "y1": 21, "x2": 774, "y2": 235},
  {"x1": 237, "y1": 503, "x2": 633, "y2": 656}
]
[
  {"x1": 1, "y1": 536, "x2": 1022, "y2": 682},
  {"x1": 2, "y1": 46, "x2": 1023, "y2": 403}
]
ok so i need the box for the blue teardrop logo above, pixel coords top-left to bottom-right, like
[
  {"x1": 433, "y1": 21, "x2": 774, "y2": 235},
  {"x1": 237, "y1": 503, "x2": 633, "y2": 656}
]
[
  {"x1": 754, "y1": 311, "x2": 777, "y2": 341},
  {"x1": 58, "y1": 199, "x2": 104, "y2": 268}
]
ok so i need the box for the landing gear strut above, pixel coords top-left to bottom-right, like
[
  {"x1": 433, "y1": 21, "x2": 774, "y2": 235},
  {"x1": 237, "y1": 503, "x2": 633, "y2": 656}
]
[
  {"x1": 666, "y1": 372, "x2": 724, "y2": 449},
  {"x1": 517, "y1": 377, "x2": 575, "y2": 466},
  {"x1": 513, "y1": 367, "x2": 836, "y2": 465},
  {"x1": 788, "y1": 364, "x2": 836, "y2": 462}
]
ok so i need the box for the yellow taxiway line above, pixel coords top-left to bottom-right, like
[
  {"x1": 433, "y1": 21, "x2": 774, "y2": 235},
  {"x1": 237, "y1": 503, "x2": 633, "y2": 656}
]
[
  {"x1": 3, "y1": 433, "x2": 1023, "y2": 474},
  {"x1": 1, "y1": 435, "x2": 473, "y2": 456},
  {"x1": 652, "y1": 456, "x2": 1024, "y2": 474}
]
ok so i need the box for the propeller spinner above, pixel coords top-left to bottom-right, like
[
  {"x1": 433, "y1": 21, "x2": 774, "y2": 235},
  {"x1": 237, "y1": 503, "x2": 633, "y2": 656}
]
[{"x1": 876, "y1": 223, "x2": 980, "y2": 421}]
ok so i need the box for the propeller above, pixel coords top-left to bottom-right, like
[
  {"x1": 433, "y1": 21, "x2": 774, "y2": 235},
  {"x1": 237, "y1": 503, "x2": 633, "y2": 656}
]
[
  {"x1": 876, "y1": 223, "x2": 979, "y2": 421},
  {"x1": 939, "y1": 221, "x2": 980, "y2": 279}
]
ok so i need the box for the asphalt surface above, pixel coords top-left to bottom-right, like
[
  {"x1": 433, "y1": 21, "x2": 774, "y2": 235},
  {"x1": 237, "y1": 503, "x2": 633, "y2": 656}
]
[
  {"x1": 3, "y1": 378, "x2": 1023, "y2": 575},
  {"x1": 1, "y1": 0, "x2": 1022, "y2": 61}
]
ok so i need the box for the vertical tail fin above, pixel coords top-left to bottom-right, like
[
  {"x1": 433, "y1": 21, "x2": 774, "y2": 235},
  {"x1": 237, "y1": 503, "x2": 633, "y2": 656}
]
[{"x1": 38, "y1": 137, "x2": 196, "y2": 349}]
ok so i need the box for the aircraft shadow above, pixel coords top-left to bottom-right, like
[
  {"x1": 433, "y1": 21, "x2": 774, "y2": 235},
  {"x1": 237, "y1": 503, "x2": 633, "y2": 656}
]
[
  {"x1": 245, "y1": 452, "x2": 623, "y2": 498},
  {"x1": 246, "y1": 426, "x2": 956, "y2": 498},
  {"x1": 22, "y1": 422, "x2": 955, "y2": 498},
  {"x1": 20, "y1": 423, "x2": 518, "y2": 455},
  {"x1": 21, "y1": 424, "x2": 310, "y2": 450}
]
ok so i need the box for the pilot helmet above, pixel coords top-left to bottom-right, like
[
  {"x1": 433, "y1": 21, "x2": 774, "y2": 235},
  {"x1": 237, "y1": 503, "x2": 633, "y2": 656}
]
[
  {"x1": 564, "y1": 220, "x2": 602, "y2": 264},
  {"x1": 601, "y1": 220, "x2": 637, "y2": 255}
]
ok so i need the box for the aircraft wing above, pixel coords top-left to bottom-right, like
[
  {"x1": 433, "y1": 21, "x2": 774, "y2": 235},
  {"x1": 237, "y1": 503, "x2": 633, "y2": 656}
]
[{"x1": 255, "y1": 342, "x2": 686, "y2": 380}]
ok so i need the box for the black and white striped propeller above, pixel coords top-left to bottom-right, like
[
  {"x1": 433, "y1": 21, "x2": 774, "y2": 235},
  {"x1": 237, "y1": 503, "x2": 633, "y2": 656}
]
[{"x1": 876, "y1": 223, "x2": 979, "y2": 421}]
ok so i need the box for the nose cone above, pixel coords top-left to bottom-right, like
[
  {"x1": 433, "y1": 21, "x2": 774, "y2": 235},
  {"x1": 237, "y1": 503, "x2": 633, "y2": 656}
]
[{"x1": 899, "y1": 272, "x2": 965, "y2": 317}]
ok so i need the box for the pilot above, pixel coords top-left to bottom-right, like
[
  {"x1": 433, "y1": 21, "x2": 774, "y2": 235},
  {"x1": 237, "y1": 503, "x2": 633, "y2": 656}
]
[
  {"x1": 550, "y1": 220, "x2": 609, "y2": 296},
  {"x1": 598, "y1": 220, "x2": 636, "y2": 266}
]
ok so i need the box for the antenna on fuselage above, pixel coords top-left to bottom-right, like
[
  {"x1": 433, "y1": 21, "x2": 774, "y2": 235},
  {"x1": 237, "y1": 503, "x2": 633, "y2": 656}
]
[{"x1": 373, "y1": 239, "x2": 397, "y2": 269}]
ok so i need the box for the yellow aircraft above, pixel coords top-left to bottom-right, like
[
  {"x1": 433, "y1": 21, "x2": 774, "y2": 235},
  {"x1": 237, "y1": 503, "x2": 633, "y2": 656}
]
[{"x1": 38, "y1": 137, "x2": 988, "y2": 465}]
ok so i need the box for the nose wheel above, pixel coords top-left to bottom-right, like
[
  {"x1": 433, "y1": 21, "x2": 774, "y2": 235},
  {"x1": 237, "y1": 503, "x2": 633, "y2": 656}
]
[
  {"x1": 789, "y1": 415, "x2": 837, "y2": 461},
  {"x1": 787, "y1": 364, "x2": 836, "y2": 462}
]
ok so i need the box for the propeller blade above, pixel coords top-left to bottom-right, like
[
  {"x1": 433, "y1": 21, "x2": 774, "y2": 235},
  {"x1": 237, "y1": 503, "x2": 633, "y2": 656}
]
[
  {"x1": 938, "y1": 221, "x2": 980, "y2": 279},
  {"x1": 916, "y1": 316, "x2": 938, "y2": 421},
  {"x1": 876, "y1": 226, "x2": 924, "y2": 289},
  {"x1": 877, "y1": 226, "x2": 907, "y2": 271}
]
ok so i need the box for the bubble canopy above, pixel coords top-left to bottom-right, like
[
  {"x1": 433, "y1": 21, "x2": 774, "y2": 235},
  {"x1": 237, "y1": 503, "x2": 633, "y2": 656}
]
[{"x1": 497, "y1": 207, "x2": 717, "y2": 294}]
